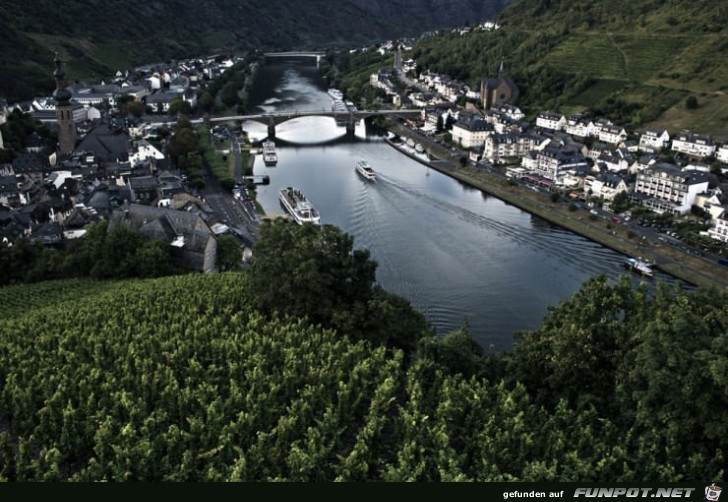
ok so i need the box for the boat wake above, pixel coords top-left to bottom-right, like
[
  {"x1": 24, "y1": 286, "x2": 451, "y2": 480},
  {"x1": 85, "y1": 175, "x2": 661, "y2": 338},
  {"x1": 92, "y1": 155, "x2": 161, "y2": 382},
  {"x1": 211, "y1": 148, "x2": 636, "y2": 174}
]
[{"x1": 373, "y1": 176, "x2": 626, "y2": 277}]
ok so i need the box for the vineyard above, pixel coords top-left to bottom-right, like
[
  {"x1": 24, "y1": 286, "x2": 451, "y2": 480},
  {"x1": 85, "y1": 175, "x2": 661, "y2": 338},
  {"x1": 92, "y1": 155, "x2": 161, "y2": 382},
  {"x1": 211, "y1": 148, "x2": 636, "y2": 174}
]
[{"x1": 1, "y1": 270, "x2": 727, "y2": 481}]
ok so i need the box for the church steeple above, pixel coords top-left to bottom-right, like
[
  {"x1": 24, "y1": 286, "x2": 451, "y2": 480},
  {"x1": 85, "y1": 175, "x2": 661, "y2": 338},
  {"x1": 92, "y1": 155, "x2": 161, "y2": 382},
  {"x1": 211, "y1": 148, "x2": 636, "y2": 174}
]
[
  {"x1": 52, "y1": 52, "x2": 72, "y2": 105},
  {"x1": 52, "y1": 52, "x2": 76, "y2": 156}
]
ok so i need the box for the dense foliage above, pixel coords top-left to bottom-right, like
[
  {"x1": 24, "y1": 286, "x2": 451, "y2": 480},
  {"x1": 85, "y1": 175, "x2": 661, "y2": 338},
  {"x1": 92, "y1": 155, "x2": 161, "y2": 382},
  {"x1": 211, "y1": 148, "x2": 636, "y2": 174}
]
[
  {"x1": 0, "y1": 220, "x2": 726, "y2": 481},
  {"x1": 248, "y1": 221, "x2": 431, "y2": 352},
  {"x1": 0, "y1": 221, "x2": 178, "y2": 286}
]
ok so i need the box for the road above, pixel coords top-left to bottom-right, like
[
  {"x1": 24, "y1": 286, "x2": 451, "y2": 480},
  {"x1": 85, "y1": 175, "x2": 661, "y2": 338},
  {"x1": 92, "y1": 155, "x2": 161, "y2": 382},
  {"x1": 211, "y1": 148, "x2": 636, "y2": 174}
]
[{"x1": 200, "y1": 129, "x2": 260, "y2": 245}]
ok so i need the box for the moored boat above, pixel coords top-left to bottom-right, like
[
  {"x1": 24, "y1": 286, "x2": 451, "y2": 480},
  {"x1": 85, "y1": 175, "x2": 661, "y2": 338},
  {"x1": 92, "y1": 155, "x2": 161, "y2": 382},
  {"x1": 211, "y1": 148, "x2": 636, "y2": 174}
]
[
  {"x1": 279, "y1": 187, "x2": 320, "y2": 225},
  {"x1": 355, "y1": 159, "x2": 376, "y2": 181},
  {"x1": 262, "y1": 140, "x2": 278, "y2": 166},
  {"x1": 328, "y1": 88, "x2": 344, "y2": 101},
  {"x1": 624, "y1": 257, "x2": 653, "y2": 277}
]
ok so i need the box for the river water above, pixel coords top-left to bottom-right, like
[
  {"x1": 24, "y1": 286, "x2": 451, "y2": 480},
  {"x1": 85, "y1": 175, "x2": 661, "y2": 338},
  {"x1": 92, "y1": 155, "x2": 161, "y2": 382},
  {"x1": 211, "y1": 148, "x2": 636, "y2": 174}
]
[{"x1": 242, "y1": 59, "x2": 677, "y2": 352}]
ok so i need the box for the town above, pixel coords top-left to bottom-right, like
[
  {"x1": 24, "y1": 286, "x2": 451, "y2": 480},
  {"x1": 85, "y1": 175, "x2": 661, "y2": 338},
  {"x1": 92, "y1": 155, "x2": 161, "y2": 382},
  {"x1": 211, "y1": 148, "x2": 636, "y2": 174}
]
[{"x1": 1, "y1": 25, "x2": 727, "y2": 280}]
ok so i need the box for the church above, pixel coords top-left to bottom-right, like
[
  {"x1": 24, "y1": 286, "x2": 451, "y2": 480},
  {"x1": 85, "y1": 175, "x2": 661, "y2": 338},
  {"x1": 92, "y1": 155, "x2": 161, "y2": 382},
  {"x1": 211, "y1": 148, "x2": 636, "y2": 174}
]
[
  {"x1": 480, "y1": 61, "x2": 519, "y2": 110},
  {"x1": 52, "y1": 53, "x2": 78, "y2": 156}
]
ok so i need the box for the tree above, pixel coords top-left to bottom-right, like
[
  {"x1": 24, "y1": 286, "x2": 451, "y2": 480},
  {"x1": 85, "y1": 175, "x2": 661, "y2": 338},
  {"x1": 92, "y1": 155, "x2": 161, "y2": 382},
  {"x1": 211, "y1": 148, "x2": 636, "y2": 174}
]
[
  {"x1": 512, "y1": 275, "x2": 636, "y2": 412},
  {"x1": 168, "y1": 97, "x2": 192, "y2": 117},
  {"x1": 248, "y1": 221, "x2": 428, "y2": 350},
  {"x1": 685, "y1": 96, "x2": 699, "y2": 109},
  {"x1": 216, "y1": 235, "x2": 242, "y2": 271},
  {"x1": 249, "y1": 222, "x2": 376, "y2": 326},
  {"x1": 610, "y1": 191, "x2": 631, "y2": 214}
]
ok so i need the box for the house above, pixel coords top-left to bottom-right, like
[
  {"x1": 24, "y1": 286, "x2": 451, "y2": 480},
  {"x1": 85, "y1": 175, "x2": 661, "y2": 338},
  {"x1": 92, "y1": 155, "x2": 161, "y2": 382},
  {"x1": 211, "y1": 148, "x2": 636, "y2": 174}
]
[
  {"x1": 492, "y1": 104, "x2": 525, "y2": 121},
  {"x1": 694, "y1": 191, "x2": 727, "y2": 224},
  {"x1": 484, "y1": 133, "x2": 542, "y2": 165},
  {"x1": 129, "y1": 140, "x2": 165, "y2": 168},
  {"x1": 597, "y1": 124, "x2": 628, "y2": 146},
  {"x1": 584, "y1": 171, "x2": 629, "y2": 201},
  {"x1": 451, "y1": 112, "x2": 492, "y2": 149},
  {"x1": 146, "y1": 89, "x2": 186, "y2": 113},
  {"x1": 73, "y1": 122, "x2": 130, "y2": 164},
  {"x1": 639, "y1": 128, "x2": 670, "y2": 153},
  {"x1": 128, "y1": 175, "x2": 159, "y2": 204},
  {"x1": 634, "y1": 162, "x2": 710, "y2": 215},
  {"x1": 30, "y1": 221, "x2": 62, "y2": 246},
  {"x1": 67, "y1": 83, "x2": 120, "y2": 107},
  {"x1": 536, "y1": 111, "x2": 566, "y2": 131},
  {"x1": 671, "y1": 131, "x2": 716, "y2": 158},
  {"x1": 108, "y1": 203, "x2": 218, "y2": 273},
  {"x1": 62, "y1": 205, "x2": 101, "y2": 239},
  {"x1": 534, "y1": 145, "x2": 589, "y2": 183},
  {"x1": 708, "y1": 210, "x2": 728, "y2": 243},
  {"x1": 0, "y1": 210, "x2": 32, "y2": 242},
  {"x1": 595, "y1": 148, "x2": 636, "y2": 172},
  {"x1": 560, "y1": 164, "x2": 592, "y2": 191},
  {"x1": 12, "y1": 153, "x2": 49, "y2": 182},
  {"x1": 716, "y1": 145, "x2": 728, "y2": 164},
  {"x1": 564, "y1": 114, "x2": 596, "y2": 138}
]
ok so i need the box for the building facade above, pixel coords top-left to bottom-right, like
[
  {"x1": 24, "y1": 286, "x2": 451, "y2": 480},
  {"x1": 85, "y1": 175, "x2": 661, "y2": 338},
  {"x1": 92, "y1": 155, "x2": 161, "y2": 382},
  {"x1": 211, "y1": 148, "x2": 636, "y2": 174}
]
[{"x1": 634, "y1": 163, "x2": 710, "y2": 215}]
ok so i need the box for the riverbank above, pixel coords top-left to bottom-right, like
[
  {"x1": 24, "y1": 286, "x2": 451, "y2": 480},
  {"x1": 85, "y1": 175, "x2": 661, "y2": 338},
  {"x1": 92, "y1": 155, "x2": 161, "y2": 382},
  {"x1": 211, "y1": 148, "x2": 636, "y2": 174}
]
[{"x1": 387, "y1": 124, "x2": 728, "y2": 289}]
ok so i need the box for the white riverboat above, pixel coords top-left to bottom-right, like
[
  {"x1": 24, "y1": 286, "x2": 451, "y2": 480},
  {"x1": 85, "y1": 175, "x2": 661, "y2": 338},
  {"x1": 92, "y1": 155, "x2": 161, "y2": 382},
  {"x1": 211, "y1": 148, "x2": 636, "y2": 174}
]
[
  {"x1": 279, "y1": 187, "x2": 320, "y2": 225},
  {"x1": 262, "y1": 140, "x2": 278, "y2": 166},
  {"x1": 355, "y1": 159, "x2": 376, "y2": 181}
]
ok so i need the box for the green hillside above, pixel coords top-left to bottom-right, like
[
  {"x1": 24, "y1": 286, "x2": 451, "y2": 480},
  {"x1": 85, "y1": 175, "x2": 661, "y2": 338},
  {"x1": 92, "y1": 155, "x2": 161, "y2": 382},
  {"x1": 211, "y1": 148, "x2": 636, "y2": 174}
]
[
  {"x1": 1, "y1": 222, "x2": 727, "y2": 481},
  {"x1": 410, "y1": 0, "x2": 728, "y2": 138}
]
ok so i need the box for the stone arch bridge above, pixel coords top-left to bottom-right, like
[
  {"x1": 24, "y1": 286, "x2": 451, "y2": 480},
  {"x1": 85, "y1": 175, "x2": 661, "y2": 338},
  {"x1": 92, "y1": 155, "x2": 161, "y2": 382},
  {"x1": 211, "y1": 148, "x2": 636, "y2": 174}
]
[{"x1": 191, "y1": 109, "x2": 422, "y2": 138}]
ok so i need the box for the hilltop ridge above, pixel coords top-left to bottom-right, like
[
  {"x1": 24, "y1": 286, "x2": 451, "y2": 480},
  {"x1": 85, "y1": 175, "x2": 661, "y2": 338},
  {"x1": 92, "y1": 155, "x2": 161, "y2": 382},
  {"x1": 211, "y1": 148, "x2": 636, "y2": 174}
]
[{"x1": 0, "y1": 0, "x2": 514, "y2": 101}]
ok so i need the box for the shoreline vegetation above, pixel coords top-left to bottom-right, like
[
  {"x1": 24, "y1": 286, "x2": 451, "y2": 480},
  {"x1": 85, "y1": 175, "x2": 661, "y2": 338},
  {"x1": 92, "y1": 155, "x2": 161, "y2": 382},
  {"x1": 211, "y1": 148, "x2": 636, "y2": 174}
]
[{"x1": 386, "y1": 124, "x2": 728, "y2": 290}]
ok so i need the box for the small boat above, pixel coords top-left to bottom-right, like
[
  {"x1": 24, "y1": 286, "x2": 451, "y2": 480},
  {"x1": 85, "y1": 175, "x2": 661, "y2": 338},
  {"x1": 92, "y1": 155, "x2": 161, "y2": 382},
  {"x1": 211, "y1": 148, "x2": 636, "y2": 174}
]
[
  {"x1": 279, "y1": 187, "x2": 320, "y2": 225},
  {"x1": 624, "y1": 257, "x2": 653, "y2": 277},
  {"x1": 355, "y1": 159, "x2": 376, "y2": 181},
  {"x1": 262, "y1": 140, "x2": 278, "y2": 166}
]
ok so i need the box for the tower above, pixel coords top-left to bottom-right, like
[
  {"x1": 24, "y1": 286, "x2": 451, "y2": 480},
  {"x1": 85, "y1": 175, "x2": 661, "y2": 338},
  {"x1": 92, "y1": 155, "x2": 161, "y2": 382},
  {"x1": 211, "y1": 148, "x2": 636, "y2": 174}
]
[{"x1": 52, "y1": 53, "x2": 77, "y2": 156}]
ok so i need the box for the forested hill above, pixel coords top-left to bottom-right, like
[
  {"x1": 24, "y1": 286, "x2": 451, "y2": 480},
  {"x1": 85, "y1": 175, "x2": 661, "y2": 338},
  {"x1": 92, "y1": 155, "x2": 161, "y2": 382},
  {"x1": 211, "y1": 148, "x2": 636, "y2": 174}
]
[
  {"x1": 0, "y1": 222, "x2": 727, "y2": 481},
  {"x1": 411, "y1": 0, "x2": 728, "y2": 137},
  {"x1": 0, "y1": 0, "x2": 514, "y2": 101}
]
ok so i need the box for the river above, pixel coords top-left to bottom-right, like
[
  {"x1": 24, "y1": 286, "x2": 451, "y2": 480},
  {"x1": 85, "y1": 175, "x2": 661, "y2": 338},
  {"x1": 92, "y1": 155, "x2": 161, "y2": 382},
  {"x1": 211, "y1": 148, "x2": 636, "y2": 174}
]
[{"x1": 241, "y1": 59, "x2": 678, "y2": 352}]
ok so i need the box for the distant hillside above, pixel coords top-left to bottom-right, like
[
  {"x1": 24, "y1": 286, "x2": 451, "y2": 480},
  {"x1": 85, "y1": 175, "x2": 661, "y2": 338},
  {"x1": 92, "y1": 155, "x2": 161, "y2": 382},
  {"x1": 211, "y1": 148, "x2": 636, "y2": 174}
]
[
  {"x1": 411, "y1": 0, "x2": 728, "y2": 138},
  {"x1": 0, "y1": 0, "x2": 514, "y2": 102}
]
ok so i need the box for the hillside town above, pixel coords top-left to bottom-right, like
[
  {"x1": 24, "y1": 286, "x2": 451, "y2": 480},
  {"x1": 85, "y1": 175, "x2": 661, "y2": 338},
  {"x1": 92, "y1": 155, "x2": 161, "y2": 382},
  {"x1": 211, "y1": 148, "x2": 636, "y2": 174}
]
[
  {"x1": 0, "y1": 54, "x2": 250, "y2": 272},
  {"x1": 1, "y1": 34, "x2": 727, "y2": 278},
  {"x1": 370, "y1": 43, "x2": 728, "y2": 254}
]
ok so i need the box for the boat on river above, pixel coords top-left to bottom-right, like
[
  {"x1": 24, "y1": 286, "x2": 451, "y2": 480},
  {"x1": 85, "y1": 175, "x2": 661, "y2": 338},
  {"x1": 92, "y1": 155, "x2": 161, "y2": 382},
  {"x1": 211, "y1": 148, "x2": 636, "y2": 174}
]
[
  {"x1": 262, "y1": 140, "x2": 278, "y2": 166},
  {"x1": 355, "y1": 159, "x2": 376, "y2": 181},
  {"x1": 624, "y1": 257, "x2": 654, "y2": 277},
  {"x1": 279, "y1": 187, "x2": 320, "y2": 225}
]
